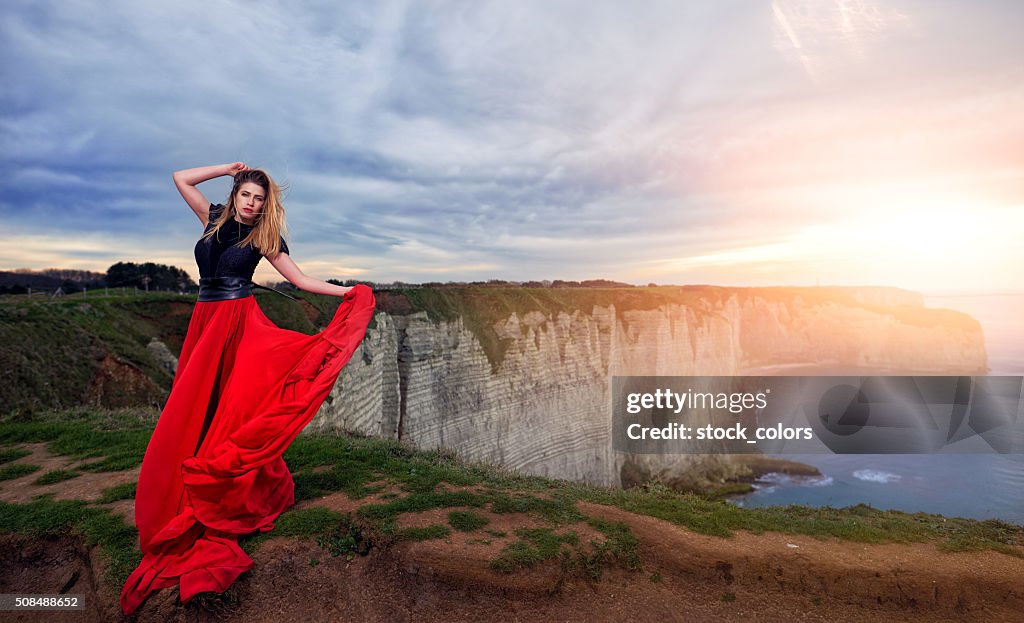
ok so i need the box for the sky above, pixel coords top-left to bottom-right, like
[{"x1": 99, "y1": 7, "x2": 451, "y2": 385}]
[{"x1": 1, "y1": 0, "x2": 1022, "y2": 293}]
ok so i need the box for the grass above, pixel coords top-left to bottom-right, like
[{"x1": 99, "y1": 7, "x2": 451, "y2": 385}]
[
  {"x1": 4, "y1": 410, "x2": 1023, "y2": 558},
  {"x1": 317, "y1": 522, "x2": 369, "y2": 558},
  {"x1": 239, "y1": 506, "x2": 367, "y2": 557},
  {"x1": 358, "y1": 490, "x2": 491, "y2": 535},
  {"x1": 0, "y1": 496, "x2": 141, "y2": 584},
  {"x1": 567, "y1": 481, "x2": 1024, "y2": 558},
  {"x1": 489, "y1": 491, "x2": 586, "y2": 524},
  {"x1": 33, "y1": 469, "x2": 80, "y2": 485},
  {"x1": 97, "y1": 482, "x2": 136, "y2": 504},
  {"x1": 0, "y1": 295, "x2": 186, "y2": 415},
  {"x1": 269, "y1": 506, "x2": 346, "y2": 538},
  {"x1": 0, "y1": 463, "x2": 41, "y2": 481},
  {"x1": 449, "y1": 510, "x2": 490, "y2": 532},
  {"x1": 490, "y1": 527, "x2": 580, "y2": 573},
  {"x1": 0, "y1": 291, "x2": 362, "y2": 416},
  {"x1": 580, "y1": 517, "x2": 642, "y2": 579},
  {"x1": 1, "y1": 407, "x2": 1022, "y2": 596},
  {"x1": 397, "y1": 524, "x2": 451, "y2": 541},
  {"x1": 0, "y1": 448, "x2": 32, "y2": 464},
  {"x1": 0, "y1": 408, "x2": 155, "y2": 473},
  {"x1": 489, "y1": 517, "x2": 642, "y2": 580}
]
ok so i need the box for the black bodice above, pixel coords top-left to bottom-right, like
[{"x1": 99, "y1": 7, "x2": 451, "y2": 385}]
[{"x1": 194, "y1": 203, "x2": 289, "y2": 281}]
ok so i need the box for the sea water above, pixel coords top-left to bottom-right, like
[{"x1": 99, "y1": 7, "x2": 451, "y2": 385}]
[{"x1": 730, "y1": 293, "x2": 1024, "y2": 526}]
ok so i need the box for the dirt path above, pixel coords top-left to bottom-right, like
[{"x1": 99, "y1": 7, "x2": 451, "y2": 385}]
[
  {"x1": 2, "y1": 443, "x2": 1022, "y2": 622},
  {"x1": 0, "y1": 443, "x2": 139, "y2": 505}
]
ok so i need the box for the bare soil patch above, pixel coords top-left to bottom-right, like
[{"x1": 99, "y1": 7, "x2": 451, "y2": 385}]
[
  {"x1": 4, "y1": 445, "x2": 1022, "y2": 621},
  {"x1": 0, "y1": 443, "x2": 139, "y2": 505}
]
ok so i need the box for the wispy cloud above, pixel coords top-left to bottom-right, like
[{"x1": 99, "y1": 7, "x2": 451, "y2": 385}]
[{"x1": 1, "y1": 0, "x2": 1022, "y2": 291}]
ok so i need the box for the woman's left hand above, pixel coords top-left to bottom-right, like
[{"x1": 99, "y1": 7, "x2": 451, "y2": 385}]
[{"x1": 225, "y1": 162, "x2": 251, "y2": 177}]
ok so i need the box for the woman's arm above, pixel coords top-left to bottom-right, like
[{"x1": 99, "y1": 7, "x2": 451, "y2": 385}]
[
  {"x1": 265, "y1": 251, "x2": 353, "y2": 297},
  {"x1": 172, "y1": 162, "x2": 248, "y2": 225}
]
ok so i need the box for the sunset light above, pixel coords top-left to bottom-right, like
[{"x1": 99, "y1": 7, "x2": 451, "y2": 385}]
[{"x1": 2, "y1": 1, "x2": 1021, "y2": 293}]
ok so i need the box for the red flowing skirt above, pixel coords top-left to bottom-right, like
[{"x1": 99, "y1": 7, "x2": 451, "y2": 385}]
[{"x1": 120, "y1": 284, "x2": 375, "y2": 616}]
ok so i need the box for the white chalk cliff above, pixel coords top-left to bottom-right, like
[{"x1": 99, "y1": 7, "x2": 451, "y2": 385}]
[{"x1": 304, "y1": 287, "x2": 986, "y2": 488}]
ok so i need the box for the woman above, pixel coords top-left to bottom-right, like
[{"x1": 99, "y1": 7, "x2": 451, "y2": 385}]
[{"x1": 120, "y1": 163, "x2": 375, "y2": 615}]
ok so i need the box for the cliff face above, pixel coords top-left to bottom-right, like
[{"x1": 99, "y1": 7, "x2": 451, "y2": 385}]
[
  {"x1": 308, "y1": 287, "x2": 987, "y2": 488},
  {"x1": 736, "y1": 295, "x2": 985, "y2": 373}
]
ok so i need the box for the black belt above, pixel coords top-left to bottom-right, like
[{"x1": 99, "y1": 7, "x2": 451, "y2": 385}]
[{"x1": 198, "y1": 276, "x2": 298, "y2": 302}]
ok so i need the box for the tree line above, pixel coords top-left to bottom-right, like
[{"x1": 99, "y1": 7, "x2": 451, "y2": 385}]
[
  {"x1": 0, "y1": 263, "x2": 196, "y2": 294},
  {"x1": 2, "y1": 265, "x2": 642, "y2": 296},
  {"x1": 314, "y1": 278, "x2": 637, "y2": 291}
]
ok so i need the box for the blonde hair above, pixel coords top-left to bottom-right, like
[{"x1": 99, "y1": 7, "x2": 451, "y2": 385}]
[{"x1": 202, "y1": 168, "x2": 289, "y2": 256}]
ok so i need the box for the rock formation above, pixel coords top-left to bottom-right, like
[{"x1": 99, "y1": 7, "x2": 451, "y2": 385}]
[{"x1": 308, "y1": 287, "x2": 987, "y2": 488}]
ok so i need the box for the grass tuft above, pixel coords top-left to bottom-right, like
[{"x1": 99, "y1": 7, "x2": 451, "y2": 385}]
[
  {"x1": 95, "y1": 482, "x2": 136, "y2": 504},
  {"x1": 0, "y1": 463, "x2": 41, "y2": 481},
  {"x1": 397, "y1": 524, "x2": 450, "y2": 541},
  {"x1": 240, "y1": 507, "x2": 372, "y2": 560},
  {"x1": 358, "y1": 491, "x2": 490, "y2": 526},
  {"x1": 0, "y1": 447, "x2": 32, "y2": 464},
  {"x1": 490, "y1": 527, "x2": 579, "y2": 573},
  {"x1": 271, "y1": 507, "x2": 345, "y2": 538},
  {"x1": 489, "y1": 492, "x2": 585, "y2": 525},
  {"x1": 576, "y1": 517, "x2": 642, "y2": 579},
  {"x1": 317, "y1": 521, "x2": 369, "y2": 558},
  {"x1": 33, "y1": 470, "x2": 81, "y2": 485},
  {"x1": 448, "y1": 510, "x2": 490, "y2": 532}
]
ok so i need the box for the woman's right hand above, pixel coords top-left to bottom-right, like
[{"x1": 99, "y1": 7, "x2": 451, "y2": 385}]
[{"x1": 225, "y1": 162, "x2": 250, "y2": 177}]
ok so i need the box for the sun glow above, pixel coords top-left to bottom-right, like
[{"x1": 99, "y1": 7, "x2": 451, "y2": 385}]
[
  {"x1": 644, "y1": 192, "x2": 1023, "y2": 292},
  {"x1": 836, "y1": 198, "x2": 984, "y2": 260}
]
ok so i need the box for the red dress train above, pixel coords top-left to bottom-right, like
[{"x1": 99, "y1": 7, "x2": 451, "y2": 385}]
[{"x1": 120, "y1": 284, "x2": 375, "y2": 615}]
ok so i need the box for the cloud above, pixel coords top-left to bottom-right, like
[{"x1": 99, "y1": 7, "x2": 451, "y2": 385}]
[{"x1": 1, "y1": 0, "x2": 1022, "y2": 291}]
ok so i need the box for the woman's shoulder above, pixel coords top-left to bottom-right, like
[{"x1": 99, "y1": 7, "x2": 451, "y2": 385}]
[
  {"x1": 261, "y1": 235, "x2": 289, "y2": 257},
  {"x1": 204, "y1": 203, "x2": 225, "y2": 229}
]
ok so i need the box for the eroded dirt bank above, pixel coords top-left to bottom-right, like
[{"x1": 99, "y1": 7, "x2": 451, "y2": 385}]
[{"x1": 3, "y1": 499, "x2": 1022, "y2": 623}]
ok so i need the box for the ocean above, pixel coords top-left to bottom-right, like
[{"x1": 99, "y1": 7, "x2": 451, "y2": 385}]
[{"x1": 729, "y1": 294, "x2": 1024, "y2": 526}]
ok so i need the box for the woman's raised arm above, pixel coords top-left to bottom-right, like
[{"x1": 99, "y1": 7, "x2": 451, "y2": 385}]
[{"x1": 173, "y1": 162, "x2": 249, "y2": 225}]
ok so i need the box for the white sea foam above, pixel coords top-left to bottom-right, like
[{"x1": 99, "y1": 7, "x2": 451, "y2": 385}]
[
  {"x1": 852, "y1": 469, "x2": 901, "y2": 484},
  {"x1": 756, "y1": 472, "x2": 833, "y2": 488}
]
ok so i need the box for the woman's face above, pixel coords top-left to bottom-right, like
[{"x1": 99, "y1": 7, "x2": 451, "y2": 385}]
[{"x1": 235, "y1": 182, "x2": 266, "y2": 220}]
